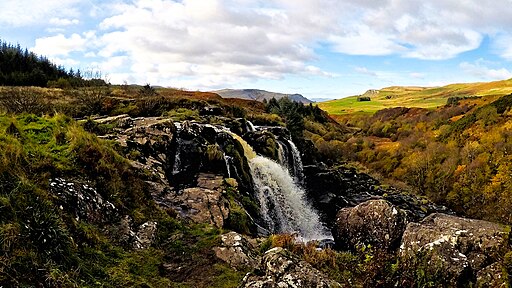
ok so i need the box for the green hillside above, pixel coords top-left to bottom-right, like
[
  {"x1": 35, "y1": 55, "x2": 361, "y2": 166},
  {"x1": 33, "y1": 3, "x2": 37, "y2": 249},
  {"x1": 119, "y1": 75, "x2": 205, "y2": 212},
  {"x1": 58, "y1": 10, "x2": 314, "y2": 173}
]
[{"x1": 319, "y1": 78, "x2": 512, "y2": 115}]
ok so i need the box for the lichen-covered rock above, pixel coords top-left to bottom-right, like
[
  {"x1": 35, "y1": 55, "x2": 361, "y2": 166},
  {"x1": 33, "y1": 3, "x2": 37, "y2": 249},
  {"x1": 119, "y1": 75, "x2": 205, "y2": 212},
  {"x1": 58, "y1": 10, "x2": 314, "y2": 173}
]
[
  {"x1": 95, "y1": 115, "x2": 176, "y2": 189},
  {"x1": 117, "y1": 216, "x2": 158, "y2": 250},
  {"x1": 50, "y1": 177, "x2": 116, "y2": 223},
  {"x1": 133, "y1": 221, "x2": 157, "y2": 250},
  {"x1": 333, "y1": 199, "x2": 409, "y2": 251},
  {"x1": 164, "y1": 173, "x2": 230, "y2": 228},
  {"x1": 476, "y1": 262, "x2": 507, "y2": 288},
  {"x1": 399, "y1": 213, "x2": 511, "y2": 287},
  {"x1": 240, "y1": 247, "x2": 342, "y2": 288},
  {"x1": 212, "y1": 232, "x2": 258, "y2": 270}
]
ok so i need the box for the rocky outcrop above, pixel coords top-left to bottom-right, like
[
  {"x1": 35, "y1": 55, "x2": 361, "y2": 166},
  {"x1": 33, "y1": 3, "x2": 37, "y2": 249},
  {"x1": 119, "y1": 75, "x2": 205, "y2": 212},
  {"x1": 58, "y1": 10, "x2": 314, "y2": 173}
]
[
  {"x1": 133, "y1": 221, "x2": 158, "y2": 250},
  {"x1": 94, "y1": 115, "x2": 176, "y2": 189},
  {"x1": 117, "y1": 215, "x2": 157, "y2": 249},
  {"x1": 89, "y1": 115, "x2": 260, "y2": 232},
  {"x1": 399, "y1": 213, "x2": 511, "y2": 287},
  {"x1": 161, "y1": 173, "x2": 230, "y2": 228},
  {"x1": 212, "y1": 232, "x2": 258, "y2": 270},
  {"x1": 334, "y1": 199, "x2": 409, "y2": 251},
  {"x1": 304, "y1": 165, "x2": 451, "y2": 227},
  {"x1": 240, "y1": 247, "x2": 342, "y2": 288},
  {"x1": 243, "y1": 130, "x2": 278, "y2": 161},
  {"x1": 50, "y1": 177, "x2": 117, "y2": 223}
]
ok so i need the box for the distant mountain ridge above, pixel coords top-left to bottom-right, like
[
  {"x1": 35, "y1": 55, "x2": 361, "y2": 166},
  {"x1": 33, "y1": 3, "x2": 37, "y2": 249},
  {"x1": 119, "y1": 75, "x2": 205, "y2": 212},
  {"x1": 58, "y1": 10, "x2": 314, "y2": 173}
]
[{"x1": 213, "y1": 89, "x2": 312, "y2": 104}]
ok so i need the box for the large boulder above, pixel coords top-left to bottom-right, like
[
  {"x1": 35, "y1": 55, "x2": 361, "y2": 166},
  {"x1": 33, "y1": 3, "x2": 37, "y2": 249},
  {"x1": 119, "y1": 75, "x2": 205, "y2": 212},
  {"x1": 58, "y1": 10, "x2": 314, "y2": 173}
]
[
  {"x1": 212, "y1": 232, "x2": 258, "y2": 270},
  {"x1": 333, "y1": 199, "x2": 409, "y2": 251},
  {"x1": 163, "y1": 173, "x2": 230, "y2": 228},
  {"x1": 399, "y1": 213, "x2": 511, "y2": 287},
  {"x1": 240, "y1": 247, "x2": 342, "y2": 287}
]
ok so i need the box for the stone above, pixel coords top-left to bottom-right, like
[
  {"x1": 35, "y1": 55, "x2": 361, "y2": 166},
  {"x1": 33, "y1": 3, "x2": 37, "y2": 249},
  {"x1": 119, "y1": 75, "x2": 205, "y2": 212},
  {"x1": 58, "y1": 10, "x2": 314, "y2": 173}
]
[
  {"x1": 476, "y1": 263, "x2": 507, "y2": 288},
  {"x1": 333, "y1": 199, "x2": 409, "y2": 251},
  {"x1": 399, "y1": 213, "x2": 511, "y2": 287},
  {"x1": 133, "y1": 221, "x2": 158, "y2": 250},
  {"x1": 240, "y1": 247, "x2": 342, "y2": 288},
  {"x1": 49, "y1": 177, "x2": 117, "y2": 223},
  {"x1": 164, "y1": 174, "x2": 230, "y2": 228},
  {"x1": 212, "y1": 232, "x2": 258, "y2": 270},
  {"x1": 303, "y1": 165, "x2": 452, "y2": 228}
]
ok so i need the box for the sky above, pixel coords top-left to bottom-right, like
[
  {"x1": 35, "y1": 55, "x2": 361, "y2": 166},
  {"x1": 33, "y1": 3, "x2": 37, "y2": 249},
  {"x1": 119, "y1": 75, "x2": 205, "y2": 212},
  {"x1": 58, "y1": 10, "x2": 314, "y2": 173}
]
[{"x1": 1, "y1": 0, "x2": 512, "y2": 100}]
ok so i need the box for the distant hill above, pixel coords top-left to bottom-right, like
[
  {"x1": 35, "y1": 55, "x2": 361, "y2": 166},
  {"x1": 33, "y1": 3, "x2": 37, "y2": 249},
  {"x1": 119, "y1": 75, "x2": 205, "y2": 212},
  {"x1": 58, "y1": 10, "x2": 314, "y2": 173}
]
[
  {"x1": 319, "y1": 78, "x2": 512, "y2": 115},
  {"x1": 214, "y1": 89, "x2": 312, "y2": 104}
]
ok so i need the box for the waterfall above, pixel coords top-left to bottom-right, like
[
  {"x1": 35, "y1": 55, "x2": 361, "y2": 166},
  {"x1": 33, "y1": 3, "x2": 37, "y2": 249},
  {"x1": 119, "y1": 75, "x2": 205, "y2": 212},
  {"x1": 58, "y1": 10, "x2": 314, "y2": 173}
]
[
  {"x1": 172, "y1": 139, "x2": 182, "y2": 175},
  {"x1": 246, "y1": 120, "x2": 256, "y2": 132},
  {"x1": 229, "y1": 131, "x2": 330, "y2": 240},
  {"x1": 276, "y1": 140, "x2": 288, "y2": 169},
  {"x1": 287, "y1": 140, "x2": 304, "y2": 184},
  {"x1": 250, "y1": 156, "x2": 330, "y2": 240},
  {"x1": 223, "y1": 153, "x2": 232, "y2": 178}
]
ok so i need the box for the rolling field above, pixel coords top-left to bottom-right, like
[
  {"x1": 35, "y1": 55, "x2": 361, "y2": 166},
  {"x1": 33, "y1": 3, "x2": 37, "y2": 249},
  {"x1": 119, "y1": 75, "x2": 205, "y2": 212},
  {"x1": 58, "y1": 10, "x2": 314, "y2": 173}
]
[{"x1": 319, "y1": 79, "x2": 512, "y2": 115}]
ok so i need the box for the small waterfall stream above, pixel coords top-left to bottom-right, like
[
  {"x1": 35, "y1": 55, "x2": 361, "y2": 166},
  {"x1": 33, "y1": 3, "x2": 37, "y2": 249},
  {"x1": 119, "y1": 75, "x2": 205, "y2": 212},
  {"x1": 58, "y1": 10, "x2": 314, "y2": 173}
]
[{"x1": 287, "y1": 140, "x2": 304, "y2": 185}]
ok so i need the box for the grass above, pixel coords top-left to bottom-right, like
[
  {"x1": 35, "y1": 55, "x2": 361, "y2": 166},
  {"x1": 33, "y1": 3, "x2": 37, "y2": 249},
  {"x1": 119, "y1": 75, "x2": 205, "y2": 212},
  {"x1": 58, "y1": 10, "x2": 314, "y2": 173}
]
[{"x1": 319, "y1": 78, "x2": 512, "y2": 115}]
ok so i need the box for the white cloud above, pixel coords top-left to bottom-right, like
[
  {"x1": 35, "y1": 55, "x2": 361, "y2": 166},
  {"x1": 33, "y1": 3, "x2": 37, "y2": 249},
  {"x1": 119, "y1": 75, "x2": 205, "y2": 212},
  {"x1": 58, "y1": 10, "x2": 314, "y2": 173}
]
[
  {"x1": 0, "y1": 0, "x2": 81, "y2": 27},
  {"x1": 355, "y1": 67, "x2": 378, "y2": 76},
  {"x1": 21, "y1": 0, "x2": 512, "y2": 89},
  {"x1": 87, "y1": 0, "x2": 335, "y2": 88},
  {"x1": 493, "y1": 34, "x2": 512, "y2": 61},
  {"x1": 49, "y1": 17, "x2": 79, "y2": 26},
  {"x1": 460, "y1": 59, "x2": 512, "y2": 80},
  {"x1": 32, "y1": 33, "x2": 96, "y2": 57}
]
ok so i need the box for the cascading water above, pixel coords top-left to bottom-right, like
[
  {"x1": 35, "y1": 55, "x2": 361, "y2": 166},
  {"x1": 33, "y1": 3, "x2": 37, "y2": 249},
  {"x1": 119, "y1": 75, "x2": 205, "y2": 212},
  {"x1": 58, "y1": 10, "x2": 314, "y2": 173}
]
[
  {"x1": 276, "y1": 140, "x2": 289, "y2": 169},
  {"x1": 171, "y1": 121, "x2": 329, "y2": 240},
  {"x1": 287, "y1": 140, "x2": 304, "y2": 184},
  {"x1": 250, "y1": 156, "x2": 330, "y2": 240},
  {"x1": 230, "y1": 131, "x2": 330, "y2": 240},
  {"x1": 246, "y1": 120, "x2": 256, "y2": 132}
]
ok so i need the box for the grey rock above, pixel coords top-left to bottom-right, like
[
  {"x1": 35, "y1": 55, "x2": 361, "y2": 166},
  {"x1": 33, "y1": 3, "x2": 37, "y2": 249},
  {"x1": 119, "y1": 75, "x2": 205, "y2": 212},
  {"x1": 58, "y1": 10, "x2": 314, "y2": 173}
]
[
  {"x1": 334, "y1": 199, "x2": 409, "y2": 251},
  {"x1": 50, "y1": 177, "x2": 116, "y2": 223},
  {"x1": 164, "y1": 174, "x2": 230, "y2": 228},
  {"x1": 213, "y1": 232, "x2": 258, "y2": 270},
  {"x1": 134, "y1": 221, "x2": 158, "y2": 250},
  {"x1": 240, "y1": 247, "x2": 342, "y2": 288},
  {"x1": 399, "y1": 213, "x2": 511, "y2": 287}
]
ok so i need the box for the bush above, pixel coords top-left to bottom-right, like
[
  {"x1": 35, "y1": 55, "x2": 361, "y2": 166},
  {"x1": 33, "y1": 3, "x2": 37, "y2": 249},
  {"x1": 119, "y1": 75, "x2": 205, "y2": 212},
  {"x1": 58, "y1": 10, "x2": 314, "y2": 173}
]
[
  {"x1": 0, "y1": 87, "x2": 48, "y2": 114},
  {"x1": 357, "y1": 96, "x2": 371, "y2": 102}
]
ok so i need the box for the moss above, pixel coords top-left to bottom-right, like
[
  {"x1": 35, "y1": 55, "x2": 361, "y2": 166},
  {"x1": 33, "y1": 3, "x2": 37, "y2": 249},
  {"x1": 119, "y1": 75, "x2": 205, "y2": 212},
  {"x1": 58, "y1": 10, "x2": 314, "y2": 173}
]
[
  {"x1": 165, "y1": 108, "x2": 200, "y2": 121},
  {"x1": 225, "y1": 199, "x2": 251, "y2": 234},
  {"x1": 206, "y1": 144, "x2": 224, "y2": 162},
  {"x1": 209, "y1": 264, "x2": 246, "y2": 288}
]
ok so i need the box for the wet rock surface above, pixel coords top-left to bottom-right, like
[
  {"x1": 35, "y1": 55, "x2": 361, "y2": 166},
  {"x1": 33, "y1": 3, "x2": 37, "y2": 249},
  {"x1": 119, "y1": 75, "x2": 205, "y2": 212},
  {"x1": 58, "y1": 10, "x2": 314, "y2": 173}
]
[
  {"x1": 333, "y1": 199, "x2": 409, "y2": 251},
  {"x1": 240, "y1": 247, "x2": 342, "y2": 288},
  {"x1": 399, "y1": 213, "x2": 510, "y2": 287}
]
